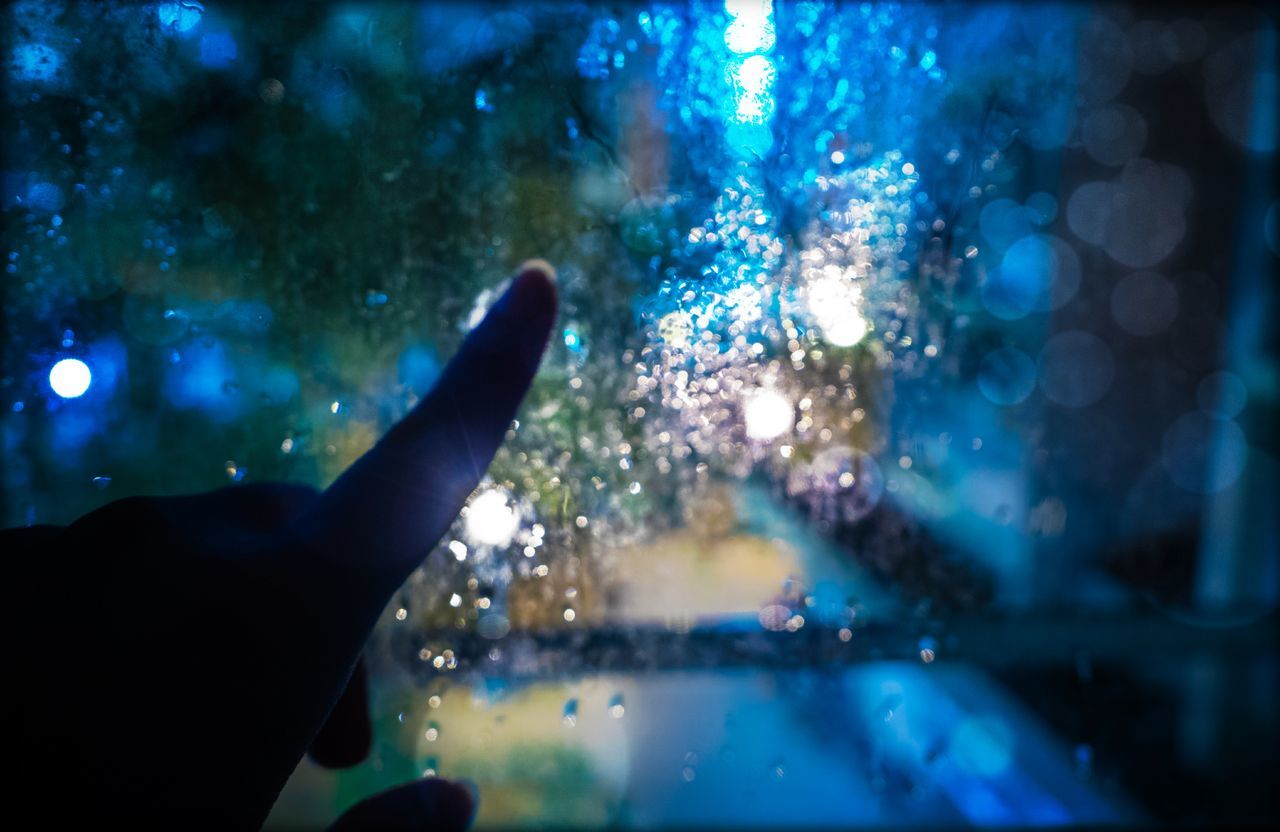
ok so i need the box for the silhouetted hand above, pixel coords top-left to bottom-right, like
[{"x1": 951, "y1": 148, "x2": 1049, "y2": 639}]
[{"x1": 1, "y1": 265, "x2": 558, "y2": 829}]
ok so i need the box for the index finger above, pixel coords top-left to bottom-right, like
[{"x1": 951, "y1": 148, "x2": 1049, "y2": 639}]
[{"x1": 294, "y1": 261, "x2": 557, "y2": 580}]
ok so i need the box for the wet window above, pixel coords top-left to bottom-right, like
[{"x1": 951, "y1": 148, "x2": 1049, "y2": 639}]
[{"x1": 3, "y1": 1, "x2": 1277, "y2": 827}]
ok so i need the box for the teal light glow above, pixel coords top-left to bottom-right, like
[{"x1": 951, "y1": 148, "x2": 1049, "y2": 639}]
[{"x1": 724, "y1": 0, "x2": 776, "y2": 55}]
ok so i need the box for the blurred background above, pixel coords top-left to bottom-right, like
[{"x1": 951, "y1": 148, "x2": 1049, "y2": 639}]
[{"x1": 3, "y1": 1, "x2": 1277, "y2": 827}]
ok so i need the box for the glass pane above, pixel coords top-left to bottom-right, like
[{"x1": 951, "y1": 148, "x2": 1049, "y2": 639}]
[{"x1": 4, "y1": 1, "x2": 1276, "y2": 827}]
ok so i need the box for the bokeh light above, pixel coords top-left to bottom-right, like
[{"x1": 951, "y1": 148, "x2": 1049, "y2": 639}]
[
  {"x1": 744, "y1": 389, "x2": 793, "y2": 441},
  {"x1": 1038, "y1": 331, "x2": 1115, "y2": 408},
  {"x1": 464, "y1": 487, "x2": 520, "y2": 548},
  {"x1": 48, "y1": 359, "x2": 92, "y2": 399}
]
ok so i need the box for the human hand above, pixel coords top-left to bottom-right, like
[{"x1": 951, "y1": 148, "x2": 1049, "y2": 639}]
[{"x1": 2, "y1": 264, "x2": 558, "y2": 829}]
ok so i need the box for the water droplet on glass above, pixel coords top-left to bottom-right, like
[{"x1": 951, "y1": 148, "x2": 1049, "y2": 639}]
[{"x1": 563, "y1": 698, "x2": 578, "y2": 726}]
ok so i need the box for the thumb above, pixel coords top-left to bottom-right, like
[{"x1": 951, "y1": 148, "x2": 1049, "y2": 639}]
[{"x1": 328, "y1": 778, "x2": 477, "y2": 832}]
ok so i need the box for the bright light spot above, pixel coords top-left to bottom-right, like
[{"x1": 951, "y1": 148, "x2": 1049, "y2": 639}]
[
  {"x1": 725, "y1": 0, "x2": 773, "y2": 17},
  {"x1": 726, "y1": 283, "x2": 763, "y2": 322},
  {"x1": 658, "y1": 310, "x2": 693, "y2": 349},
  {"x1": 737, "y1": 54, "x2": 776, "y2": 96},
  {"x1": 49, "y1": 358, "x2": 91, "y2": 399},
  {"x1": 563, "y1": 608, "x2": 576, "y2": 622},
  {"x1": 465, "y1": 287, "x2": 498, "y2": 330},
  {"x1": 831, "y1": 150, "x2": 846, "y2": 164},
  {"x1": 807, "y1": 275, "x2": 868, "y2": 346},
  {"x1": 731, "y1": 54, "x2": 777, "y2": 123},
  {"x1": 449, "y1": 593, "x2": 462, "y2": 607},
  {"x1": 448, "y1": 540, "x2": 468, "y2": 561},
  {"x1": 11, "y1": 43, "x2": 63, "y2": 83},
  {"x1": 727, "y1": 10, "x2": 773, "y2": 54},
  {"x1": 824, "y1": 311, "x2": 868, "y2": 346},
  {"x1": 157, "y1": 2, "x2": 204, "y2": 34},
  {"x1": 744, "y1": 389, "x2": 793, "y2": 440},
  {"x1": 465, "y1": 487, "x2": 520, "y2": 547}
]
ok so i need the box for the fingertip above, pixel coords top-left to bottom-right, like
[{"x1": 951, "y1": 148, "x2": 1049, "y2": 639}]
[
  {"x1": 502, "y1": 260, "x2": 558, "y2": 326},
  {"x1": 451, "y1": 777, "x2": 479, "y2": 821},
  {"x1": 431, "y1": 777, "x2": 477, "y2": 827},
  {"x1": 516, "y1": 258, "x2": 557, "y2": 285},
  {"x1": 399, "y1": 776, "x2": 477, "y2": 831},
  {"x1": 487, "y1": 259, "x2": 557, "y2": 373}
]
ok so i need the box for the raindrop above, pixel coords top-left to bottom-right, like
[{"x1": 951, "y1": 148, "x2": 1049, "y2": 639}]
[
  {"x1": 978, "y1": 347, "x2": 1037, "y2": 406},
  {"x1": 1082, "y1": 103, "x2": 1147, "y2": 166},
  {"x1": 1197, "y1": 371, "x2": 1248, "y2": 418},
  {"x1": 123, "y1": 295, "x2": 190, "y2": 345},
  {"x1": 201, "y1": 202, "x2": 240, "y2": 240},
  {"x1": 258, "y1": 78, "x2": 285, "y2": 104},
  {"x1": 1076, "y1": 15, "x2": 1134, "y2": 105},
  {"x1": 1038, "y1": 331, "x2": 1115, "y2": 408},
  {"x1": 1111, "y1": 271, "x2": 1178, "y2": 336},
  {"x1": 1066, "y1": 181, "x2": 1114, "y2": 247},
  {"x1": 984, "y1": 233, "x2": 1081, "y2": 318},
  {"x1": 1025, "y1": 192, "x2": 1058, "y2": 226},
  {"x1": 758, "y1": 604, "x2": 790, "y2": 631},
  {"x1": 1204, "y1": 36, "x2": 1278, "y2": 153},
  {"x1": 979, "y1": 198, "x2": 1034, "y2": 251},
  {"x1": 1129, "y1": 21, "x2": 1177, "y2": 75},
  {"x1": 1162, "y1": 412, "x2": 1248, "y2": 493},
  {"x1": 476, "y1": 613, "x2": 510, "y2": 640}
]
